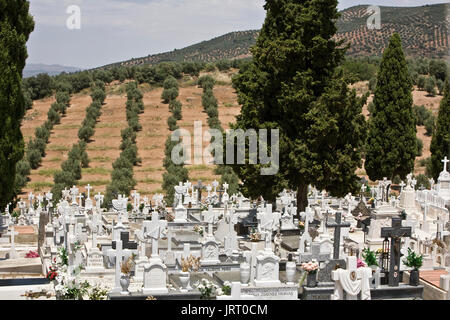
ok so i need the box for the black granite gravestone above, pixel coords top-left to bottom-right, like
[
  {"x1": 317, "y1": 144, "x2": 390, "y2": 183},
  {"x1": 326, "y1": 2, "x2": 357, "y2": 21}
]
[{"x1": 381, "y1": 217, "x2": 412, "y2": 287}]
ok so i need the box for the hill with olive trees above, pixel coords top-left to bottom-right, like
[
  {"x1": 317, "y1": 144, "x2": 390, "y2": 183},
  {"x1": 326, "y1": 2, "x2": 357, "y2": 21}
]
[{"x1": 100, "y1": 4, "x2": 448, "y2": 69}]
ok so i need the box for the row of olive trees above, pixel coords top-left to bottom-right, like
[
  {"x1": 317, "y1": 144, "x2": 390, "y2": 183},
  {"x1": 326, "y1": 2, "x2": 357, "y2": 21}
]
[
  {"x1": 198, "y1": 75, "x2": 240, "y2": 196},
  {"x1": 51, "y1": 81, "x2": 106, "y2": 203},
  {"x1": 161, "y1": 76, "x2": 189, "y2": 206},
  {"x1": 13, "y1": 87, "x2": 72, "y2": 199},
  {"x1": 104, "y1": 81, "x2": 144, "y2": 207}
]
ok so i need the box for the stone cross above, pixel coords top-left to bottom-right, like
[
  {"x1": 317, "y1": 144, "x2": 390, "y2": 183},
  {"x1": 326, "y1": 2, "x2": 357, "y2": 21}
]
[
  {"x1": 94, "y1": 192, "x2": 104, "y2": 210},
  {"x1": 429, "y1": 178, "x2": 435, "y2": 190},
  {"x1": 298, "y1": 207, "x2": 315, "y2": 253},
  {"x1": 36, "y1": 194, "x2": 44, "y2": 208},
  {"x1": 299, "y1": 242, "x2": 331, "y2": 264},
  {"x1": 143, "y1": 211, "x2": 167, "y2": 258},
  {"x1": 442, "y1": 156, "x2": 449, "y2": 172},
  {"x1": 8, "y1": 226, "x2": 19, "y2": 259},
  {"x1": 203, "y1": 205, "x2": 217, "y2": 237},
  {"x1": 380, "y1": 217, "x2": 412, "y2": 287},
  {"x1": 131, "y1": 190, "x2": 140, "y2": 212},
  {"x1": 399, "y1": 181, "x2": 406, "y2": 193},
  {"x1": 109, "y1": 239, "x2": 123, "y2": 293},
  {"x1": 28, "y1": 192, "x2": 34, "y2": 208},
  {"x1": 434, "y1": 217, "x2": 445, "y2": 240},
  {"x1": 194, "y1": 180, "x2": 204, "y2": 203},
  {"x1": 85, "y1": 184, "x2": 93, "y2": 199},
  {"x1": 70, "y1": 186, "x2": 79, "y2": 204},
  {"x1": 77, "y1": 194, "x2": 84, "y2": 207},
  {"x1": 326, "y1": 211, "x2": 351, "y2": 260}
]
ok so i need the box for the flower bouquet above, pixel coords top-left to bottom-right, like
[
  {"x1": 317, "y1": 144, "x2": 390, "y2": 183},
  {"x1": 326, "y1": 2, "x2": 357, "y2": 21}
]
[
  {"x1": 181, "y1": 255, "x2": 201, "y2": 273},
  {"x1": 193, "y1": 225, "x2": 204, "y2": 237},
  {"x1": 300, "y1": 260, "x2": 319, "y2": 274},
  {"x1": 25, "y1": 250, "x2": 40, "y2": 258},
  {"x1": 195, "y1": 278, "x2": 220, "y2": 300},
  {"x1": 300, "y1": 260, "x2": 319, "y2": 287}
]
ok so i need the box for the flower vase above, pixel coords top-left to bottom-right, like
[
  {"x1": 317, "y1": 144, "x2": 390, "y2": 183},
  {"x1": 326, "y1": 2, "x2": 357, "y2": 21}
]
[
  {"x1": 120, "y1": 274, "x2": 130, "y2": 295},
  {"x1": 286, "y1": 262, "x2": 296, "y2": 285},
  {"x1": 306, "y1": 272, "x2": 317, "y2": 287},
  {"x1": 179, "y1": 271, "x2": 191, "y2": 292},
  {"x1": 240, "y1": 263, "x2": 250, "y2": 285},
  {"x1": 409, "y1": 270, "x2": 420, "y2": 286}
]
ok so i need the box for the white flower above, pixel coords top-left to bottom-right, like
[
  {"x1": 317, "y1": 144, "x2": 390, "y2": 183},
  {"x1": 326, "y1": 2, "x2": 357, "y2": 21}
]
[{"x1": 216, "y1": 288, "x2": 224, "y2": 296}]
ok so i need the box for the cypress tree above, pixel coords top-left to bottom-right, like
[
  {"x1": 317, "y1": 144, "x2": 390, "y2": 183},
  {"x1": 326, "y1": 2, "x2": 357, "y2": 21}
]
[
  {"x1": 429, "y1": 79, "x2": 450, "y2": 179},
  {"x1": 365, "y1": 33, "x2": 417, "y2": 181},
  {"x1": 0, "y1": 0, "x2": 34, "y2": 209},
  {"x1": 232, "y1": 0, "x2": 367, "y2": 213}
]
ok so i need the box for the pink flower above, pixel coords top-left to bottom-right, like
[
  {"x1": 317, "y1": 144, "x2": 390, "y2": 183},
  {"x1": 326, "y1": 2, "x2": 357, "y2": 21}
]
[{"x1": 357, "y1": 258, "x2": 366, "y2": 268}]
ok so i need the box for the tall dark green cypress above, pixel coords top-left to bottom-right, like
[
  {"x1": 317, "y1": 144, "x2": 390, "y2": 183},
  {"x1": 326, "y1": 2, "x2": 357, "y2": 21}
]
[
  {"x1": 232, "y1": 0, "x2": 367, "y2": 213},
  {"x1": 365, "y1": 33, "x2": 417, "y2": 181},
  {"x1": 0, "y1": 0, "x2": 34, "y2": 210},
  {"x1": 429, "y1": 79, "x2": 450, "y2": 179}
]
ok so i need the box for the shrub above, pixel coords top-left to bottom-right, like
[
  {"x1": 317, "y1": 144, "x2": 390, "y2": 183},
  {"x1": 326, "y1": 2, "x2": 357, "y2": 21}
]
[
  {"x1": 35, "y1": 126, "x2": 50, "y2": 143},
  {"x1": 424, "y1": 116, "x2": 435, "y2": 136},
  {"x1": 425, "y1": 77, "x2": 437, "y2": 97},
  {"x1": 78, "y1": 125, "x2": 95, "y2": 142},
  {"x1": 161, "y1": 87, "x2": 179, "y2": 103},
  {"x1": 416, "y1": 138, "x2": 423, "y2": 157},
  {"x1": 27, "y1": 148, "x2": 42, "y2": 169},
  {"x1": 163, "y1": 76, "x2": 179, "y2": 90},
  {"x1": 167, "y1": 116, "x2": 178, "y2": 131},
  {"x1": 47, "y1": 108, "x2": 61, "y2": 125}
]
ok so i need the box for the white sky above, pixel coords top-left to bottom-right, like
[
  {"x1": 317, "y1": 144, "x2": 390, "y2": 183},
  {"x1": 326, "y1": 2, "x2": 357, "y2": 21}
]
[{"x1": 26, "y1": 0, "x2": 449, "y2": 69}]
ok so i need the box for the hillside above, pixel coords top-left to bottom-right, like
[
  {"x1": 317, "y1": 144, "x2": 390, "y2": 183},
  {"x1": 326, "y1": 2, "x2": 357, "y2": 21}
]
[
  {"x1": 101, "y1": 4, "x2": 449, "y2": 69},
  {"x1": 19, "y1": 70, "x2": 442, "y2": 198},
  {"x1": 24, "y1": 63, "x2": 82, "y2": 78}
]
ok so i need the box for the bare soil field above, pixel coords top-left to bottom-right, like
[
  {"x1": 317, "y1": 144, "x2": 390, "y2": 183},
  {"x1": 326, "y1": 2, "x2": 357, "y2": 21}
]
[{"x1": 18, "y1": 77, "x2": 444, "y2": 199}]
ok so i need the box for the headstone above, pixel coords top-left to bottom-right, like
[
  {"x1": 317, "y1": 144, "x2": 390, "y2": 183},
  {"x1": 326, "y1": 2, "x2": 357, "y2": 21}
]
[
  {"x1": 380, "y1": 217, "x2": 412, "y2": 287},
  {"x1": 331, "y1": 256, "x2": 372, "y2": 300}
]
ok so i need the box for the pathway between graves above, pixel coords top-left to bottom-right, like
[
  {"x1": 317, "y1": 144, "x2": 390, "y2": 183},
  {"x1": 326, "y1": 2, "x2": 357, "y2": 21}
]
[{"x1": 419, "y1": 270, "x2": 448, "y2": 289}]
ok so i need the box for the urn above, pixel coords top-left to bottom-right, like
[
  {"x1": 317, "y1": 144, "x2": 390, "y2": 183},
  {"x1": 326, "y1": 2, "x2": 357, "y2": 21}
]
[
  {"x1": 179, "y1": 271, "x2": 191, "y2": 291},
  {"x1": 286, "y1": 262, "x2": 297, "y2": 285},
  {"x1": 240, "y1": 263, "x2": 250, "y2": 285},
  {"x1": 120, "y1": 274, "x2": 131, "y2": 295}
]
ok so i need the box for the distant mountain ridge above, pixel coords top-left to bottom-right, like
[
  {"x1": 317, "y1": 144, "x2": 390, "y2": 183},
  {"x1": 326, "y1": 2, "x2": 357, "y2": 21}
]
[
  {"x1": 100, "y1": 3, "x2": 448, "y2": 70},
  {"x1": 24, "y1": 63, "x2": 82, "y2": 78}
]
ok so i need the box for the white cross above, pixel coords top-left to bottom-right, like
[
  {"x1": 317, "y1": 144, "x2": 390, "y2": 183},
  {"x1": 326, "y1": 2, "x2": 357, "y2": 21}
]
[
  {"x1": 399, "y1": 181, "x2": 406, "y2": 192},
  {"x1": 109, "y1": 239, "x2": 123, "y2": 293},
  {"x1": 8, "y1": 226, "x2": 19, "y2": 259},
  {"x1": 85, "y1": 184, "x2": 92, "y2": 199},
  {"x1": 212, "y1": 180, "x2": 219, "y2": 193},
  {"x1": 94, "y1": 192, "x2": 104, "y2": 209},
  {"x1": 203, "y1": 205, "x2": 218, "y2": 237},
  {"x1": 70, "y1": 186, "x2": 79, "y2": 204},
  {"x1": 77, "y1": 194, "x2": 84, "y2": 207},
  {"x1": 223, "y1": 182, "x2": 229, "y2": 193},
  {"x1": 442, "y1": 157, "x2": 449, "y2": 172},
  {"x1": 142, "y1": 211, "x2": 167, "y2": 258}
]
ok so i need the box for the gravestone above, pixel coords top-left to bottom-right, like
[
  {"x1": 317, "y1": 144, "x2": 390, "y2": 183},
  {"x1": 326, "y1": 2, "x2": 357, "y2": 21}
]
[
  {"x1": 380, "y1": 217, "x2": 412, "y2": 287},
  {"x1": 331, "y1": 256, "x2": 372, "y2": 300},
  {"x1": 142, "y1": 211, "x2": 169, "y2": 294}
]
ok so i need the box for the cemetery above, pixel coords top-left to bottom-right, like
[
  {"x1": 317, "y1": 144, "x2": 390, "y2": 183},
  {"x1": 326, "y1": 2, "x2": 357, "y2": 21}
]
[
  {"x1": 0, "y1": 157, "x2": 448, "y2": 300},
  {"x1": 1, "y1": 0, "x2": 449, "y2": 308}
]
